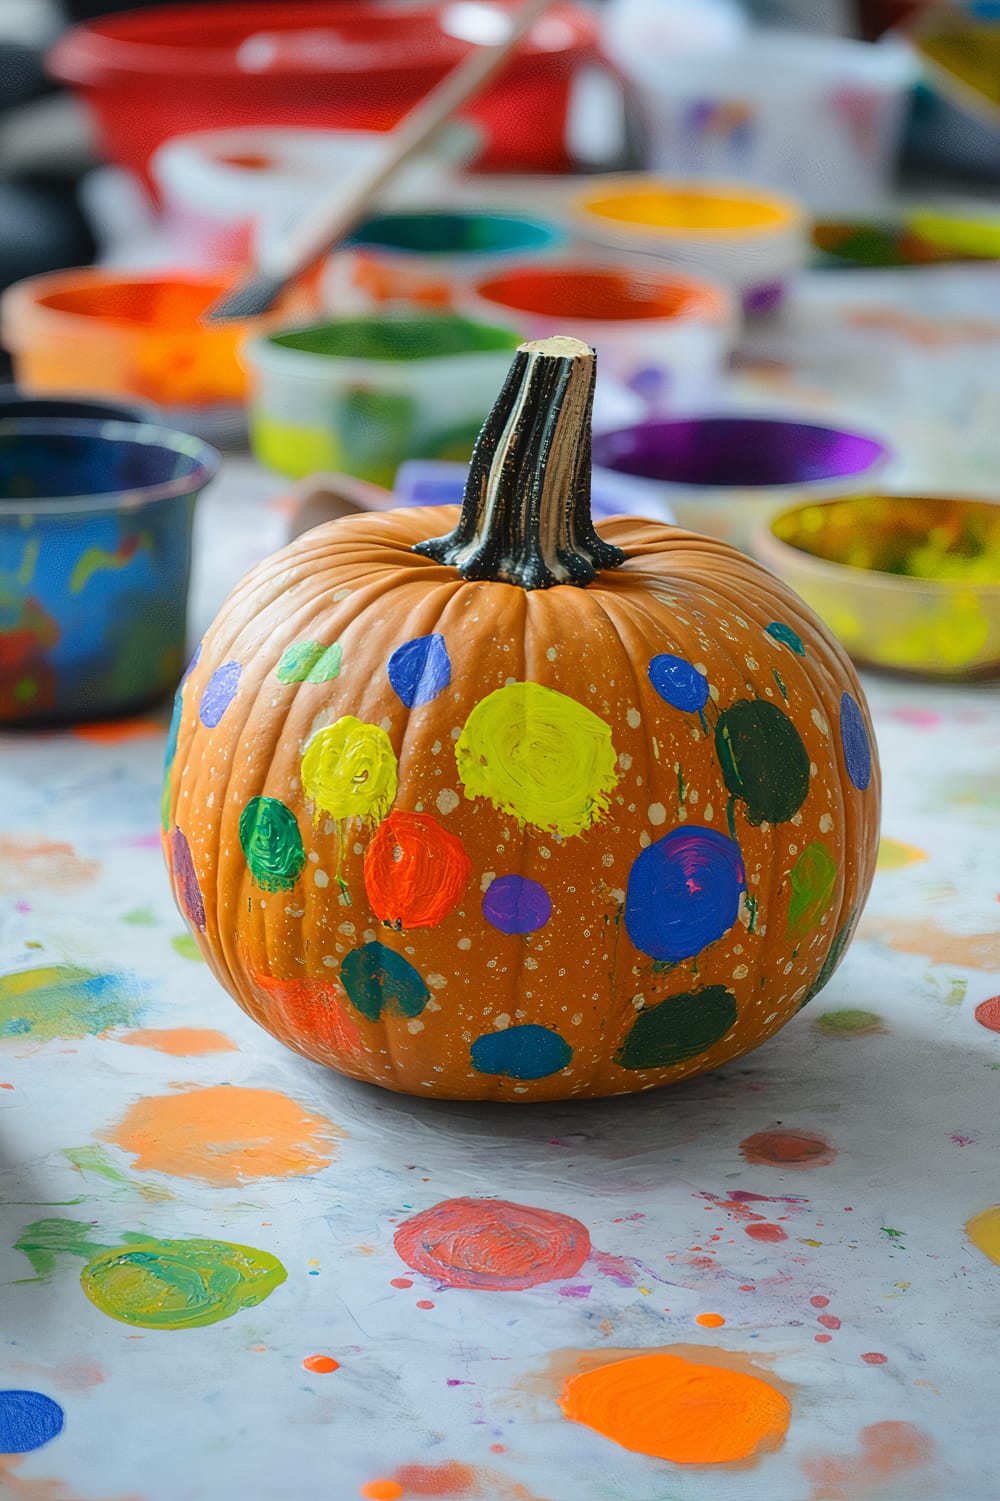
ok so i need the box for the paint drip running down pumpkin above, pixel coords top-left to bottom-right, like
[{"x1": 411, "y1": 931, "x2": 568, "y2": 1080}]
[{"x1": 162, "y1": 335, "x2": 880, "y2": 1101}]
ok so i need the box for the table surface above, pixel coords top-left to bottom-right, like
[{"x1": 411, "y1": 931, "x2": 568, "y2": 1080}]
[{"x1": 2, "y1": 255, "x2": 1000, "y2": 1501}]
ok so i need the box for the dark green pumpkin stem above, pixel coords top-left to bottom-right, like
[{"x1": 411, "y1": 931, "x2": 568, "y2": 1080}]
[{"x1": 412, "y1": 335, "x2": 626, "y2": 589}]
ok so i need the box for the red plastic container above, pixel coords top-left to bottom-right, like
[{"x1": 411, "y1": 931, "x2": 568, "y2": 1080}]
[{"x1": 47, "y1": 0, "x2": 614, "y2": 187}]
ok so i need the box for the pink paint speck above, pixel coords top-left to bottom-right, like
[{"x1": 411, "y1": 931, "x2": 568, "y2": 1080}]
[
  {"x1": 559, "y1": 1285, "x2": 592, "y2": 1298},
  {"x1": 15, "y1": 902, "x2": 30, "y2": 913},
  {"x1": 890, "y1": 709, "x2": 941, "y2": 729},
  {"x1": 951, "y1": 1135, "x2": 975, "y2": 1146},
  {"x1": 862, "y1": 1351, "x2": 888, "y2": 1365}
]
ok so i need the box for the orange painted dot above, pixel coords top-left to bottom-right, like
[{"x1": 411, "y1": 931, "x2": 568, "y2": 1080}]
[
  {"x1": 560, "y1": 1352, "x2": 791, "y2": 1464},
  {"x1": 303, "y1": 1355, "x2": 339, "y2": 1373},
  {"x1": 416, "y1": 1299, "x2": 435, "y2": 1309},
  {"x1": 360, "y1": 1484, "x2": 403, "y2": 1501},
  {"x1": 696, "y1": 1313, "x2": 726, "y2": 1327}
]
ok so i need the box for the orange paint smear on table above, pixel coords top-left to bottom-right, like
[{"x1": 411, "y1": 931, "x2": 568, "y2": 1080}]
[
  {"x1": 0, "y1": 836, "x2": 100, "y2": 891},
  {"x1": 361, "y1": 1485, "x2": 404, "y2": 1501},
  {"x1": 801, "y1": 1420, "x2": 933, "y2": 1499},
  {"x1": 560, "y1": 1351, "x2": 791, "y2": 1465},
  {"x1": 740, "y1": 1128, "x2": 837, "y2": 1169},
  {"x1": 0, "y1": 1454, "x2": 145, "y2": 1500},
  {"x1": 696, "y1": 1312, "x2": 726, "y2": 1327},
  {"x1": 375, "y1": 1463, "x2": 547, "y2": 1499},
  {"x1": 119, "y1": 1028, "x2": 238, "y2": 1056},
  {"x1": 104, "y1": 1083, "x2": 344, "y2": 1186},
  {"x1": 72, "y1": 717, "x2": 163, "y2": 744},
  {"x1": 861, "y1": 916, "x2": 1000, "y2": 970}
]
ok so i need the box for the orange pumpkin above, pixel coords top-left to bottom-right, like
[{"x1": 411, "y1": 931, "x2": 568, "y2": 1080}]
[{"x1": 162, "y1": 336, "x2": 880, "y2": 1101}]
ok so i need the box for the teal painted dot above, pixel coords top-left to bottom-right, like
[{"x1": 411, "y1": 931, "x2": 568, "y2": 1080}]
[
  {"x1": 276, "y1": 640, "x2": 343, "y2": 685},
  {"x1": 715, "y1": 698, "x2": 810, "y2": 825},
  {"x1": 340, "y1": 941, "x2": 429, "y2": 1022},
  {"x1": 469, "y1": 1024, "x2": 572, "y2": 1080},
  {"x1": 238, "y1": 797, "x2": 305, "y2": 892},
  {"x1": 766, "y1": 622, "x2": 805, "y2": 655},
  {"x1": 616, "y1": 987, "x2": 738, "y2": 1070}
]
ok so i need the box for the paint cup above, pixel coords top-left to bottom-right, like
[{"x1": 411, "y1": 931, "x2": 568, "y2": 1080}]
[
  {"x1": 459, "y1": 261, "x2": 736, "y2": 418},
  {"x1": 591, "y1": 415, "x2": 889, "y2": 553},
  {"x1": 0, "y1": 417, "x2": 219, "y2": 725},
  {"x1": 0, "y1": 268, "x2": 319, "y2": 447},
  {"x1": 242, "y1": 312, "x2": 524, "y2": 486},
  {"x1": 323, "y1": 209, "x2": 568, "y2": 313},
  {"x1": 603, "y1": 26, "x2": 917, "y2": 212},
  {"x1": 754, "y1": 492, "x2": 1000, "y2": 678},
  {"x1": 151, "y1": 126, "x2": 479, "y2": 267},
  {"x1": 0, "y1": 387, "x2": 149, "y2": 423}
]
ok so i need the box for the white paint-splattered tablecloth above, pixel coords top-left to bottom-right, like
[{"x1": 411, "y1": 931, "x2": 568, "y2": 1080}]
[{"x1": 1, "y1": 259, "x2": 999, "y2": 1501}]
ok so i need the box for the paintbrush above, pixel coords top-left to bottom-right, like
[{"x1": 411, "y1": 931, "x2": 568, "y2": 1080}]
[{"x1": 203, "y1": 0, "x2": 556, "y2": 325}]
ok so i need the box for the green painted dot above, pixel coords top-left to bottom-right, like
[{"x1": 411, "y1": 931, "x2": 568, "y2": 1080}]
[
  {"x1": 787, "y1": 841, "x2": 837, "y2": 937},
  {"x1": 340, "y1": 941, "x2": 429, "y2": 1022},
  {"x1": 171, "y1": 933, "x2": 203, "y2": 962},
  {"x1": 616, "y1": 986, "x2": 738, "y2": 1070},
  {"x1": 81, "y1": 1237, "x2": 287, "y2": 1329},
  {"x1": 277, "y1": 640, "x2": 342, "y2": 684},
  {"x1": 239, "y1": 796, "x2": 305, "y2": 892},
  {"x1": 715, "y1": 698, "x2": 810, "y2": 826},
  {"x1": 815, "y1": 1008, "x2": 884, "y2": 1036},
  {"x1": 766, "y1": 621, "x2": 805, "y2": 655}
]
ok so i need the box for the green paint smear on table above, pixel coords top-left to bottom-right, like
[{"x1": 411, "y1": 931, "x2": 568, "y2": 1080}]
[
  {"x1": 171, "y1": 933, "x2": 203, "y2": 962},
  {"x1": 122, "y1": 906, "x2": 158, "y2": 926},
  {"x1": 814, "y1": 1008, "x2": 885, "y2": 1037},
  {"x1": 0, "y1": 964, "x2": 143, "y2": 1041},
  {"x1": 14, "y1": 1216, "x2": 287, "y2": 1329},
  {"x1": 63, "y1": 1144, "x2": 174, "y2": 1202}
]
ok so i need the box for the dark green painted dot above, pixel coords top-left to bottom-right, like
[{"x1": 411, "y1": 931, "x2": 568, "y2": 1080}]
[
  {"x1": 238, "y1": 796, "x2": 305, "y2": 892},
  {"x1": 340, "y1": 941, "x2": 429, "y2": 1022},
  {"x1": 715, "y1": 698, "x2": 810, "y2": 825},
  {"x1": 616, "y1": 986, "x2": 738, "y2": 1070},
  {"x1": 766, "y1": 621, "x2": 805, "y2": 655},
  {"x1": 799, "y1": 909, "x2": 857, "y2": 1009},
  {"x1": 815, "y1": 1008, "x2": 884, "y2": 1036},
  {"x1": 276, "y1": 640, "x2": 342, "y2": 684}
]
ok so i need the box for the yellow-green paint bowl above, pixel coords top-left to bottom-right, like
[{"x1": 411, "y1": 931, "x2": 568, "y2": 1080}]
[{"x1": 754, "y1": 493, "x2": 1000, "y2": 679}]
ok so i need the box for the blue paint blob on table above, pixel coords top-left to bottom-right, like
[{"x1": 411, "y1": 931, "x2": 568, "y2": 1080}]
[
  {"x1": 766, "y1": 621, "x2": 805, "y2": 655},
  {"x1": 482, "y1": 875, "x2": 552, "y2": 935},
  {"x1": 840, "y1": 692, "x2": 872, "y2": 790},
  {"x1": 387, "y1": 634, "x2": 451, "y2": 708},
  {"x1": 0, "y1": 1390, "x2": 65, "y2": 1453},
  {"x1": 470, "y1": 1023, "x2": 572, "y2": 1080},
  {"x1": 199, "y1": 660, "x2": 241, "y2": 727},
  {"x1": 625, "y1": 826, "x2": 746, "y2": 962},
  {"x1": 340, "y1": 941, "x2": 429, "y2": 1021},
  {"x1": 647, "y1": 653, "x2": 710, "y2": 713}
]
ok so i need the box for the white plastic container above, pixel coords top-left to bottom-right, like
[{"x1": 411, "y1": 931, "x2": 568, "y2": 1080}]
[{"x1": 606, "y1": 27, "x2": 918, "y2": 213}]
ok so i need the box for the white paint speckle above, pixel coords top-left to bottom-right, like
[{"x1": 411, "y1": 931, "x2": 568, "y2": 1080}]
[
  {"x1": 436, "y1": 788, "x2": 459, "y2": 815},
  {"x1": 647, "y1": 802, "x2": 667, "y2": 825}
]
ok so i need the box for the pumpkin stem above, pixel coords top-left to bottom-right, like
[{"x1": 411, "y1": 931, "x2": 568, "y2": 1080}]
[{"x1": 412, "y1": 335, "x2": 626, "y2": 589}]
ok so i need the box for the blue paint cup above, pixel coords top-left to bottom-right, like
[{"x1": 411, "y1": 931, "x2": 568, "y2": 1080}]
[{"x1": 0, "y1": 418, "x2": 219, "y2": 724}]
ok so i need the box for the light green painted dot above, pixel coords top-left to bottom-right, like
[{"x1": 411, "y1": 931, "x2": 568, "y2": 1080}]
[
  {"x1": 171, "y1": 934, "x2": 203, "y2": 962},
  {"x1": 277, "y1": 640, "x2": 342, "y2": 684},
  {"x1": 814, "y1": 1008, "x2": 884, "y2": 1036}
]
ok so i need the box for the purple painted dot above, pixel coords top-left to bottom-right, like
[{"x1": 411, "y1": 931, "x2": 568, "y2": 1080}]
[
  {"x1": 482, "y1": 875, "x2": 552, "y2": 935},
  {"x1": 0, "y1": 1390, "x2": 64, "y2": 1453},
  {"x1": 170, "y1": 827, "x2": 206, "y2": 933},
  {"x1": 625, "y1": 826, "x2": 745, "y2": 962},
  {"x1": 840, "y1": 692, "x2": 872, "y2": 791},
  {"x1": 648, "y1": 653, "x2": 709, "y2": 713},
  {"x1": 199, "y1": 660, "x2": 241, "y2": 727},
  {"x1": 387, "y1": 633, "x2": 451, "y2": 708}
]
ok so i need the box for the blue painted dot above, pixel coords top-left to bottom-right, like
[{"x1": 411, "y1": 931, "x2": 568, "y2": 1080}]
[
  {"x1": 765, "y1": 622, "x2": 805, "y2": 655},
  {"x1": 387, "y1": 634, "x2": 451, "y2": 708},
  {"x1": 647, "y1": 653, "x2": 709, "y2": 713},
  {"x1": 181, "y1": 641, "x2": 202, "y2": 681},
  {"x1": 482, "y1": 875, "x2": 552, "y2": 935},
  {"x1": 0, "y1": 1390, "x2": 65, "y2": 1453},
  {"x1": 199, "y1": 660, "x2": 241, "y2": 727},
  {"x1": 840, "y1": 692, "x2": 872, "y2": 791},
  {"x1": 625, "y1": 826, "x2": 746, "y2": 962},
  {"x1": 470, "y1": 1024, "x2": 572, "y2": 1080}
]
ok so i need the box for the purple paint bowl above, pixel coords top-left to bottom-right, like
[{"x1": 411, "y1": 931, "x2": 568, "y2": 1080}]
[{"x1": 591, "y1": 414, "x2": 890, "y2": 551}]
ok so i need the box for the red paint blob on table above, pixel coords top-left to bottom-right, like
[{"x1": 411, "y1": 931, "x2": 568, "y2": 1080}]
[
  {"x1": 389, "y1": 1461, "x2": 477, "y2": 1495},
  {"x1": 391, "y1": 1277, "x2": 413, "y2": 1289},
  {"x1": 695, "y1": 1312, "x2": 725, "y2": 1327},
  {"x1": 975, "y1": 995, "x2": 1000, "y2": 1034},
  {"x1": 740, "y1": 1128, "x2": 837, "y2": 1169},
  {"x1": 817, "y1": 1314, "x2": 841, "y2": 1330},
  {"x1": 815, "y1": 1334, "x2": 832, "y2": 1343},
  {"x1": 416, "y1": 1299, "x2": 435, "y2": 1309},
  {"x1": 810, "y1": 1295, "x2": 830, "y2": 1308},
  {"x1": 303, "y1": 1355, "x2": 339, "y2": 1373},
  {"x1": 393, "y1": 1197, "x2": 591, "y2": 1291},
  {"x1": 745, "y1": 1222, "x2": 788, "y2": 1242},
  {"x1": 861, "y1": 1351, "x2": 888, "y2": 1364},
  {"x1": 800, "y1": 1420, "x2": 933, "y2": 1496}
]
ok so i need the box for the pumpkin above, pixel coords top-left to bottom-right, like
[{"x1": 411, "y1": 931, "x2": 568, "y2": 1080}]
[{"x1": 162, "y1": 335, "x2": 880, "y2": 1102}]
